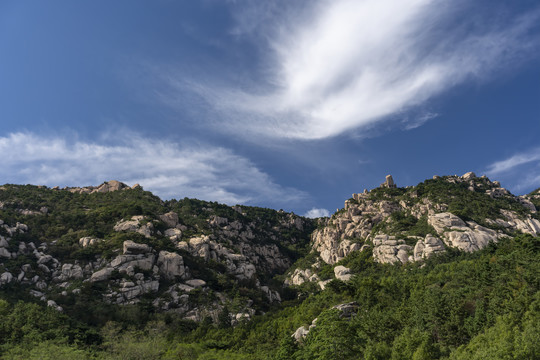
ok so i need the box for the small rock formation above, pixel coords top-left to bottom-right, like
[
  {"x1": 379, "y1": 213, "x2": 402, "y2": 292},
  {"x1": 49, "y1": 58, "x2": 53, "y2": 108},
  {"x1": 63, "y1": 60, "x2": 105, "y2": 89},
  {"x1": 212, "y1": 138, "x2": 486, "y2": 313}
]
[
  {"x1": 333, "y1": 302, "x2": 359, "y2": 318},
  {"x1": 90, "y1": 267, "x2": 114, "y2": 282},
  {"x1": 413, "y1": 234, "x2": 446, "y2": 261},
  {"x1": 380, "y1": 175, "x2": 397, "y2": 188},
  {"x1": 489, "y1": 210, "x2": 540, "y2": 236},
  {"x1": 114, "y1": 216, "x2": 154, "y2": 238},
  {"x1": 260, "y1": 285, "x2": 281, "y2": 302},
  {"x1": 79, "y1": 237, "x2": 102, "y2": 247},
  {"x1": 293, "y1": 324, "x2": 312, "y2": 342},
  {"x1": 185, "y1": 279, "x2": 206, "y2": 288},
  {"x1": 123, "y1": 240, "x2": 151, "y2": 255},
  {"x1": 517, "y1": 197, "x2": 537, "y2": 213},
  {"x1": 461, "y1": 172, "x2": 476, "y2": 181},
  {"x1": 0, "y1": 272, "x2": 14, "y2": 285},
  {"x1": 64, "y1": 180, "x2": 131, "y2": 194},
  {"x1": 372, "y1": 235, "x2": 413, "y2": 264},
  {"x1": 47, "y1": 300, "x2": 63, "y2": 312},
  {"x1": 292, "y1": 302, "x2": 358, "y2": 342},
  {"x1": 164, "y1": 228, "x2": 182, "y2": 241},
  {"x1": 0, "y1": 236, "x2": 11, "y2": 259},
  {"x1": 285, "y1": 268, "x2": 319, "y2": 286},
  {"x1": 56, "y1": 264, "x2": 84, "y2": 281},
  {"x1": 333, "y1": 265, "x2": 352, "y2": 281}
]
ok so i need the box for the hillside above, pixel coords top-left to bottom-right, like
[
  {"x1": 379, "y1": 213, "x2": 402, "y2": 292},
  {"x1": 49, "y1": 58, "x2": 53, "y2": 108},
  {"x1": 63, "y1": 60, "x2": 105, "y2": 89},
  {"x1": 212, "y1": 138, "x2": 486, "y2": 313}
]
[{"x1": 0, "y1": 174, "x2": 539, "y2": 359}]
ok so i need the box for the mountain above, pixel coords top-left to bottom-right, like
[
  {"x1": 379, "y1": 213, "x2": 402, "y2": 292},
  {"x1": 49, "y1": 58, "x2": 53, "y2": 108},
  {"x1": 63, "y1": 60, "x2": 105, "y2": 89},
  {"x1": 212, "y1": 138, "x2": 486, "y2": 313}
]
[
  {"x1": 286, "y1": 172, "x2": 539, "y2": 287},
  {"x1": 0, "y1": 181, "x2": 315, "y2": 320},
  {"x1": 0, "y1": 174, "x2": 539, "y2": 359}
]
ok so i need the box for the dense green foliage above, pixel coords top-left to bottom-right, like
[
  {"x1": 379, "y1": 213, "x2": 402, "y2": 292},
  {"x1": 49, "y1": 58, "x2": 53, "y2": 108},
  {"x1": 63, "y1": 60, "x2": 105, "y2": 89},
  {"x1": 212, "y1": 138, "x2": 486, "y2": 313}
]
[
  {"x1": 412, "y1": 177, "x2": 528, "y2": 226},
  {"x1": 1, "y1": 234, "x2": 537, "y2": 359}
]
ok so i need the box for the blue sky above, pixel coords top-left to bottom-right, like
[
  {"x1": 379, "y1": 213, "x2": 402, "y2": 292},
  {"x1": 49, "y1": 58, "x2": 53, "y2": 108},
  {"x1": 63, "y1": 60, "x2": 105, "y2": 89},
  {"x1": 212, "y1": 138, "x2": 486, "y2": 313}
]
[{"x1": 1, "y1": 0, "x2": 539, "y2": 217}]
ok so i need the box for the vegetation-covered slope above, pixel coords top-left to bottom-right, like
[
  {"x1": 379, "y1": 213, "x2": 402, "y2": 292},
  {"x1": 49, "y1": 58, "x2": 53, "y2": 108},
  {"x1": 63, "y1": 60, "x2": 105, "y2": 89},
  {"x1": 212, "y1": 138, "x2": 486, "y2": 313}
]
[{"x1": 0, "y1": 175, "x2": 538, "y2": 359}]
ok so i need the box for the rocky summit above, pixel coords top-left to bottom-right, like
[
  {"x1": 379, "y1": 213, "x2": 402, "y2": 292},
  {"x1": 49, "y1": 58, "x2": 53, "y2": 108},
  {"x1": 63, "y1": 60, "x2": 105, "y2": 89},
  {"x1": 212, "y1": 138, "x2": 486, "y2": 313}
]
[{"x1": 0, "y1": 175, "x2": 539, "y2": 359}]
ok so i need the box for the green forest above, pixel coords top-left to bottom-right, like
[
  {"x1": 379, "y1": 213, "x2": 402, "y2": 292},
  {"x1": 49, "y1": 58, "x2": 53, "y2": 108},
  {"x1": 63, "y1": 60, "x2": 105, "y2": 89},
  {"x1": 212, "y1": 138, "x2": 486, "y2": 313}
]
[{"x1": 1, "y1": 233, "x2": 538, "y2": 359}]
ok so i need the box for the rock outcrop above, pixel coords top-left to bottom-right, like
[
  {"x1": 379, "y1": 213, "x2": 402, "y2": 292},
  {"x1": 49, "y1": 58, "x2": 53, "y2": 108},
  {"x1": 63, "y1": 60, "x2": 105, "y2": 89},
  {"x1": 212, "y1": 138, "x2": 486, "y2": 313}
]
[
  {"x1": 428, "y1": 213, "x2": 500, "y2": 252},
  {"x1": 63, "y1": 180, "x2": 135, "y2": 194},
  {"x1": 114, "y1": 216, "x2": 154, "y2": 238},
  {"x1": 307, "y1": 173, "x2": 539, "y2": 276},
  {"x1": 372, "y1": 235, "x2": 413, "y2": 264},
  {"x1": 285, "y1": 268, "x2": 320, "y2": 286},
  {"x1": 79, "y1": 237, "x2": 102, "y2": 247},
  {"x1": 413, "y1": 234, "x2": 446, "y2": 261},
  {"x1": 380, "y1": 174, "x2": 397, "y2": 188},
  {"x1": 333, "y1": 265, "x2": 352, "y2": 281}
]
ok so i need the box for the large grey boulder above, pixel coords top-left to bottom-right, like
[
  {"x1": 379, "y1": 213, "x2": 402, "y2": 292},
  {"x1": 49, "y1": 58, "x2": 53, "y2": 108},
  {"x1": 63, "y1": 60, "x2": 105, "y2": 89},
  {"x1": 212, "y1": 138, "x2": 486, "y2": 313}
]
[
  {"x1": 159, "y1": 212, "x2": 179, "y2": 228},
  {"x1": 157, "y1": 251, "x2": 185, "y2": 279},
  {"x1": 57, "y1": 264, "x2": 84, "y2": 281},
  {"x1": 0, "y1": 272, "x2": 13, "y2": 285},
  {"x1": 90, "y1": 267, "x2": 114, "y2": 282},
  {"x1": 312, "y1": 227, "x2": 362, "y2": 265},
  {"x1": 0, "y1": 236, "x2": 9, "y2": 248},
  {"x1": 234, "y1": 263, "x2": 256, "y2": 280},
  {"x1": 123, "y1": 240, "x2": 151, "y2": 255},
  {"x1": 0, "y1": 248, "x2": 10, "y2": 259},
  {"x1": 461, "y1": 172, "x2": 476, "y2": 181}
]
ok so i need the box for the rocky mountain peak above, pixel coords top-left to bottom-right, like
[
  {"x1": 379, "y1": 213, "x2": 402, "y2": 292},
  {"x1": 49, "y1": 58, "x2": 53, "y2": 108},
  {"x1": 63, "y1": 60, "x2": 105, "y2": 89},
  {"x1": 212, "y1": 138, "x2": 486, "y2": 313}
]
[
  {"x1": 59, "y1": 180, "x2": 137, "y2": 194},
  {"x1": 290, "y1": 171, "x2": 540, "y2": 287}
]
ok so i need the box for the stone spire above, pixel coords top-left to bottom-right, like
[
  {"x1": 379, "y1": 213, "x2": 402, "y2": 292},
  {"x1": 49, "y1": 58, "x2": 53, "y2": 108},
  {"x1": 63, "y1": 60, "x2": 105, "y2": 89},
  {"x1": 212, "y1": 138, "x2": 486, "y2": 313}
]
[{"x1": 380, "y1": 175, "x2": 396, "y2": 188}]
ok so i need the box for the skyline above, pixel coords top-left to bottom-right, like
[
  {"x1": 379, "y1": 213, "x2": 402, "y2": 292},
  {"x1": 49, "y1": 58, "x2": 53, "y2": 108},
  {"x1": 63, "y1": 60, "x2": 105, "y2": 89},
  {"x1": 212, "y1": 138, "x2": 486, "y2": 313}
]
[{"x1": 1, "y1": 0, "x2": 539, "y2": 216}]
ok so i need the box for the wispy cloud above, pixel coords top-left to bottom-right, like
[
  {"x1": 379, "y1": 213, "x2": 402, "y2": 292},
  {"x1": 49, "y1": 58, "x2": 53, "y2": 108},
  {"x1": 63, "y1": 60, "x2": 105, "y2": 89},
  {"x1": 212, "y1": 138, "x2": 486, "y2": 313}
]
[
  {"x1": 401, "y1": 112, "x2": 438, "y2": 131},
  {"x1": 165, "y1": 0, "x2": 540, "y2": 140},
  {"x1": 0, "y1": 132, "x2": 307, "y2": 206},
  {"x1": 486, "y1": 147, "x2": 540, "y2": 193},
  {"x1": 304, "y1": 208, "x2": 330, "y2": 218}
]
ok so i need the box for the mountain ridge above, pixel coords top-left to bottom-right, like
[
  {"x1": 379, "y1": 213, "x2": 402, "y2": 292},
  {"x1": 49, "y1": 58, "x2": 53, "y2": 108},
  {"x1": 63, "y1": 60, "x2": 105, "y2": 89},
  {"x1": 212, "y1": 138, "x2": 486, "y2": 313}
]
[{"x1": 0, "y1": 172, "x2": 539, "y2": 359}]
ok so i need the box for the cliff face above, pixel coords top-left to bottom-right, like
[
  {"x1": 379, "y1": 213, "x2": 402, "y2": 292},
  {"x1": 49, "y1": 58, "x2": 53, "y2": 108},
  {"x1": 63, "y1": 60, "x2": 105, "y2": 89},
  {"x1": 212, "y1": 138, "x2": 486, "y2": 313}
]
[{"x1": 288, "y1": 172, "x2": 540, "y2": 286}]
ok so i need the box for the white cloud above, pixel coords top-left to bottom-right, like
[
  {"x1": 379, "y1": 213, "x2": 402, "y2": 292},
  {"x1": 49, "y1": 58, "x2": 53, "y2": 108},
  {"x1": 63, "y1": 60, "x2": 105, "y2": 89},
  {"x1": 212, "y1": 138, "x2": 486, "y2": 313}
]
[
  {"x1": 168, "y1": 0, "x2": 540, "y2": 140},
  {"x1": 304, "y1": 207, "x2": 330, "y2": 218},
  {"x1": 486, "y1": 148, "x2": 540, "y2": 175},
  {"x1": 401, "y1": 112, "x2": 438, "y2": 131},
  {"x1": 485, "y1": 147, "x2": 540, "y2": 193},
  {"x1": 0, "y1": 132, "x2": 307, "y2": 206}
]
